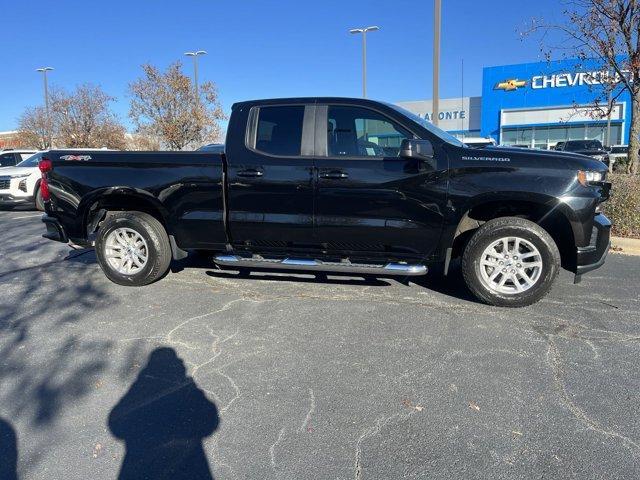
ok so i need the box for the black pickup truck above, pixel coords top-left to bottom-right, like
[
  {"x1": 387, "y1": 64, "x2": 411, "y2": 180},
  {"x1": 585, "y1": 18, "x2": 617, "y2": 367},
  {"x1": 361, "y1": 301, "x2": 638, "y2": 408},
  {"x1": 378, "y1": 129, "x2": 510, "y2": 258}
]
[{"x1": 39, "y1": 97, "x2": 611, "y2": 307}]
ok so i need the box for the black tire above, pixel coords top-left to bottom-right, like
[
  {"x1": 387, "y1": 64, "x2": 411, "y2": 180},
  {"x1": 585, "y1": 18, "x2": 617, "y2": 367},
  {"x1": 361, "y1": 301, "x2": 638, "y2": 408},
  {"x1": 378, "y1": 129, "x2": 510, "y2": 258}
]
[
  {"x1": 95, "y1": 211, "x2": 172, "y2": 286},
  {"x1": 34, "y1": 186, "x2": 45, "y2": 211},
  {"x1": 461, "y1": 216, "x2": 560, "y2": 307}
]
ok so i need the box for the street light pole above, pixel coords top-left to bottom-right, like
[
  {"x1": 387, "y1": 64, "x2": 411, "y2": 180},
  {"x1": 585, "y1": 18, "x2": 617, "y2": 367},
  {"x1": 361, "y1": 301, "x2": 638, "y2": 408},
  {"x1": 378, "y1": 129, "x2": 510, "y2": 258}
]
[
  {"x1": 184, "y1": 50, "x2": 207, "y2": 106},
  {"x1": 433, "y1": 0, "x2": 442, "y2": 126},
  {"x1": 349, "y1": 26, "x2": 380, "y2": 98},
  {"x1": 36, "y1": 67, "x2": 54, "y2": 147}
]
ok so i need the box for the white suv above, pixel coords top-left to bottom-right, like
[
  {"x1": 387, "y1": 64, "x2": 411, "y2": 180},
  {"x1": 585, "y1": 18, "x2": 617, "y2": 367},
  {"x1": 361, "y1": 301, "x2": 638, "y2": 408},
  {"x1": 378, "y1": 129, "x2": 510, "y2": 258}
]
[{"x1": 0, "y1": 151, "x2": 46, "y2": 210}]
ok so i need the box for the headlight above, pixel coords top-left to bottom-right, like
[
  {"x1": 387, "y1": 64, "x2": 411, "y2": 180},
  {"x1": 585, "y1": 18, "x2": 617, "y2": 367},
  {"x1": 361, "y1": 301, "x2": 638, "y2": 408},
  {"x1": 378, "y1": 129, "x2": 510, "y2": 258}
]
[{"x1": 577, "y1": 170, "x2": 605, "y2": 186}]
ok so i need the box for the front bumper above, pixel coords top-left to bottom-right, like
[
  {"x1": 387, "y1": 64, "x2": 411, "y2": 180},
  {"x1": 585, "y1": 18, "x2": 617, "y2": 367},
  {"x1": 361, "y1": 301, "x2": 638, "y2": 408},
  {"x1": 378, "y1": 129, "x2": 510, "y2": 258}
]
[
  {"x1": 0, "y1": 193, "x2": 33, "y2": 205},
  {"x1": 576, "y1": 213, "x2": 611, "y2": 276},
  {"x1": 42, "y1": 215, "x2": 68, "y2": 243}
]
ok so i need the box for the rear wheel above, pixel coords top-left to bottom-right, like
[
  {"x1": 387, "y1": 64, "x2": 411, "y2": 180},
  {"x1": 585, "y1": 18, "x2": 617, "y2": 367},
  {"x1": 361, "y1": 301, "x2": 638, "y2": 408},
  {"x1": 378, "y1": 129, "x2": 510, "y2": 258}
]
[
  {"x1": 461, "y1": 217, "x2": 560, "y2": 307},
  {"x1": 95, "y1": 211, "x2": 172, "y2": 286}
]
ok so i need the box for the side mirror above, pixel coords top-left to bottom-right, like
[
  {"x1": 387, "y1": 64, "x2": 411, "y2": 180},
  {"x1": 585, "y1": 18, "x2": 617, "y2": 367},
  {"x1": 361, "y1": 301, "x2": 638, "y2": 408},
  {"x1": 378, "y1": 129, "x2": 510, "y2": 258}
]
[{"x1": 400, "y1": 139, "x2": 434, "y2": 161}]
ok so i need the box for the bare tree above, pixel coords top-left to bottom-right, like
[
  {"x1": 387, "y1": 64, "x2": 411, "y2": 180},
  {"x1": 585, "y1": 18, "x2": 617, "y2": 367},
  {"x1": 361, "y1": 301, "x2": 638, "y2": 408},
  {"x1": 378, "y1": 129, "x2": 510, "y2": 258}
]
[
  {"x1": 51, "y1": 84, "x2": 126, "y2": 149},
  {"x1": 526, "y1": 0, "x2": 640, "y2": 173},
  {"x1": 128, "y1": 62, "x2": 226, "y2": 151},
  {"x1": 18, "y1": 106, "x2": 52, "y2": 150}
]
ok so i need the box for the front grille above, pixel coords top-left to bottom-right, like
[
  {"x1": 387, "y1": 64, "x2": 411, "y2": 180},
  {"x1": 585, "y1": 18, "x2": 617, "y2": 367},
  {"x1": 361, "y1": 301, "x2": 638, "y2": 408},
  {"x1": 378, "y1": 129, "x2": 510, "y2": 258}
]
[{"x1": 0, "y1": 179, "x2": 10, "y2": 190}]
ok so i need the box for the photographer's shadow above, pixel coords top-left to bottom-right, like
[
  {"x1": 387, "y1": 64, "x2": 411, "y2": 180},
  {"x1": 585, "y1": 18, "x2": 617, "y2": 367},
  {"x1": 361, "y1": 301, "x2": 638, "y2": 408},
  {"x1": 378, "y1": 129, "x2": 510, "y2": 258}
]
[
  {"x1": 0, "y1": 417, "x2": 18, "y2": 480},
  {"x1": 109, "y1": 348, "x2": 218, "y2": 480}
]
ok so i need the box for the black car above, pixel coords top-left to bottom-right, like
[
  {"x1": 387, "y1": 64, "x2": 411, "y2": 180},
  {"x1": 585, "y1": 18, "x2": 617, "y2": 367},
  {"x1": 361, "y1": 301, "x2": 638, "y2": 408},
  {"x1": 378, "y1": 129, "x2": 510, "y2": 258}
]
[
  {"x1": 39, "y1": 97, "x2": 611, "y2": 307},
  {"x1": 559, "y1": 140, "x2": 609, "y2": 165}
]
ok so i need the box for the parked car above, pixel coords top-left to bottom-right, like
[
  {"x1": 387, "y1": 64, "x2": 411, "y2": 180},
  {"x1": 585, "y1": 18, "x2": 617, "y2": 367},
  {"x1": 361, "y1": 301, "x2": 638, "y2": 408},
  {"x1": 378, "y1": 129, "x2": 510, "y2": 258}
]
[
  {"x1": 558, "y1": 139, "x2": 609, "y2": 165},
  {"x1": 0, "y1": 149, "x2": 37, "y2": 167},
  {"x1": 0, "y1": 151, "x2": 46, "y2": 210},
  {"x1": 463, "y1": 137, "x2": 497, "y2": 149},
  {"x1": 39, "y1": 97, "x2": 611, "y2": 307},
  {"x1": 197, "y1": 143, "x2": 225, "y2": 153}
]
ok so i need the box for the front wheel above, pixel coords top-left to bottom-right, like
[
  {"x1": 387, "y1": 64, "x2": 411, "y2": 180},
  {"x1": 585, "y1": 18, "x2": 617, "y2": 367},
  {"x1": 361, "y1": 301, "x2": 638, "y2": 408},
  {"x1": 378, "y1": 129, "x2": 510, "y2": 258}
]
[
  {"x1": 95, "y1": 211, "x2": 172, "y2": 286},
  {"x1": 461, "y1": 217, "x2": 561, "y2": 307}
]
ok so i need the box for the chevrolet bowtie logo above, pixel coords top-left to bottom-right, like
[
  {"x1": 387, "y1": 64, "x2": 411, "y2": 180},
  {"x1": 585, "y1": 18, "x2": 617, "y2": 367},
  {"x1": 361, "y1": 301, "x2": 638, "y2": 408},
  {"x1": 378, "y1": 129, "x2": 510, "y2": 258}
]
[{"x1": 494, "y1": 79, "x2": 527, "y2": 91}]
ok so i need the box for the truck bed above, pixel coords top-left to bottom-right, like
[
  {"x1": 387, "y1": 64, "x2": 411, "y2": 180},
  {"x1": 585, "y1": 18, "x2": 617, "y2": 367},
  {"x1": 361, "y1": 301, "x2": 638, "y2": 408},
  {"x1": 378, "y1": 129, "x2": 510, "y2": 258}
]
[{"x1": 46, "y1": 150, "x2": 227, "y2": 249}]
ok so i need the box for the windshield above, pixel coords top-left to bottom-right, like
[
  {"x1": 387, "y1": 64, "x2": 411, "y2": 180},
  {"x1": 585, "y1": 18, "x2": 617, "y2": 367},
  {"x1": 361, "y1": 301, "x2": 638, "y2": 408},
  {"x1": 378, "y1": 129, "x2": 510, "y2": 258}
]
[
  {"x1": 386, "y1": 103, "x2": 466, "y2": 147},
  {"x1": 565, "y1": 140, "x2": 603, "y2": 151},
  {"x1": 16, "y1": 153, "x2": 41, "y2": 167}
]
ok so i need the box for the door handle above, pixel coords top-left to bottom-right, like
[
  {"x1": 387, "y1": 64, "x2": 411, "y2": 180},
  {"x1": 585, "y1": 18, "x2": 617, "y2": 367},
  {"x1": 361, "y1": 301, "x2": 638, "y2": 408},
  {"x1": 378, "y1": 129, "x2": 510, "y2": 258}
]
[
  {"x1": 237, "y1": 168, "x2": 264, "y2": 178},
  {"x1": 319, "y1": 170, "x2": 349, "y2": 179}
]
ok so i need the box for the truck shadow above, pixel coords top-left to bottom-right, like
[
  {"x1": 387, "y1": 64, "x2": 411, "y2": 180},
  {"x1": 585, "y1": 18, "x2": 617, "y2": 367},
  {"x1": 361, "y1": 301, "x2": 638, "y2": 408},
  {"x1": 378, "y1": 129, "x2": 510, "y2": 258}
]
[
  {"x1": 201, "y1": 259, "x2": 480, "y2": 304},
  {"x1": 108, "y1": 347, "x2": 219, "y2": 480},
  {"x1": 205, "y1": 269, "x2": 393, "y2": 287}
]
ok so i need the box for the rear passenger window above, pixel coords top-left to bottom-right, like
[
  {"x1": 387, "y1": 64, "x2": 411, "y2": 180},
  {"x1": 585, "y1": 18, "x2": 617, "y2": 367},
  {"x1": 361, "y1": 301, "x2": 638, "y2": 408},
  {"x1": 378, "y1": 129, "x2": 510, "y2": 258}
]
[{"x1": 254, "y1": 106, "x2": 305, "y2": 156}]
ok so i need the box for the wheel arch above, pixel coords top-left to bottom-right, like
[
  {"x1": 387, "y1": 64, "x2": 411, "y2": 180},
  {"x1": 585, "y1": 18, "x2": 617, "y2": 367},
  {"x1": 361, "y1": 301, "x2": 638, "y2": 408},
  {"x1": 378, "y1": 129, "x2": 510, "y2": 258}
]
[
  {"x1": 448, "y1": 193, "x2": 577, "y2": 271},
  {"x1": 80, "y1": 188, "x2": 172, "y2": 239}
]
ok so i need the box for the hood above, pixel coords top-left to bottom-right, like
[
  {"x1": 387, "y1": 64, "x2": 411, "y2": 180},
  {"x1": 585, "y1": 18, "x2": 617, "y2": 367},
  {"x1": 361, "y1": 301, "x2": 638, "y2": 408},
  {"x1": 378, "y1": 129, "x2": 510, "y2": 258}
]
[
  {"x1": 0, "y1": 166, "x2": 38, "y2": 177},
  {"x1": 483, "y1": 146, "x2": 608, "y2": 172}
]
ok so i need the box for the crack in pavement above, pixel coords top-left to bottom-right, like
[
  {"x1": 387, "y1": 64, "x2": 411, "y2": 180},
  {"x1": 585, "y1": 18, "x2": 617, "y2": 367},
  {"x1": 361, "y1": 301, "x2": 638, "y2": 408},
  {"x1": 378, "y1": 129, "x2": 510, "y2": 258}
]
[
  {"x1": 535, "y1": 326, "x2": 640, "y2": 454},
  {"x1": 354, "y1": 410, "x2": 417, "y2": 480},
  {"x1": 298, "y1": 388, "x2": 316, "y2": 433},
  {"x1": 269, "y1": 426, "x2": 286, "y2": 470}
]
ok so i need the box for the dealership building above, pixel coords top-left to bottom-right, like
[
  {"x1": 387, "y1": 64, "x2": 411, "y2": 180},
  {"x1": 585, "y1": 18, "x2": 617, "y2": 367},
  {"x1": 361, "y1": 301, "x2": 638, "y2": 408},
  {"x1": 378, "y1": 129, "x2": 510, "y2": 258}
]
[{"x1": 399, "y1": 58, "x2": 631, "y2": 149}]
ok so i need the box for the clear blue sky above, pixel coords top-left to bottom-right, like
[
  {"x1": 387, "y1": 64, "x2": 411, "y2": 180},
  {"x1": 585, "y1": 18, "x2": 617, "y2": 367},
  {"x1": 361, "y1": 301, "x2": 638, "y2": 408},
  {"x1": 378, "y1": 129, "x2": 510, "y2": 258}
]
[{"x1": 0, "y1": 0, "x2": 565, "y2": 131}]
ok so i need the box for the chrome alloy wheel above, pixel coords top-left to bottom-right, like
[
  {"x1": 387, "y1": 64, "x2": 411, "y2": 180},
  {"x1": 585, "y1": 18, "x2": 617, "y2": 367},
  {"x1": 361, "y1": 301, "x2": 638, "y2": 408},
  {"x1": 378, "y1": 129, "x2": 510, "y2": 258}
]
[
  {"x1": 479, "y1": 236, "x2": 543, "y2": 295},
  {"x1": 104, "y1": 228, "x2": 149, "y2": 275}
]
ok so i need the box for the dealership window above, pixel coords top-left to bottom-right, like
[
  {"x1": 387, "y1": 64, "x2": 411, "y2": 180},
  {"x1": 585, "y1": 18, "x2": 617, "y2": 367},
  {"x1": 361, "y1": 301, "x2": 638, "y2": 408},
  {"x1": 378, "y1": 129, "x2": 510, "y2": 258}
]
[{"x1": 501, "y1": 123, "x2": 622, "y2": 149}]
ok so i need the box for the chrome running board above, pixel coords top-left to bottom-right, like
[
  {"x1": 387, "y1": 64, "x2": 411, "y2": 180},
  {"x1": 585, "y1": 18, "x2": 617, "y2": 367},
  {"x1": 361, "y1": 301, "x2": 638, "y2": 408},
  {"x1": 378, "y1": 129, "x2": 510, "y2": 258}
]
[{"x1": 213, "y1": 255, "x2": 427, "y2": 276}]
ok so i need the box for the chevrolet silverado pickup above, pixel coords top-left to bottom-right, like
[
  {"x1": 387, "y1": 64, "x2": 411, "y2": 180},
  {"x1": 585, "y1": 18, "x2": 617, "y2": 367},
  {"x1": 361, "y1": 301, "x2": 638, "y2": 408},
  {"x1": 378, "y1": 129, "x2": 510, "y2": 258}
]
[{"x1": 39, "y1": 98, "x2": 612, "y2": 307}]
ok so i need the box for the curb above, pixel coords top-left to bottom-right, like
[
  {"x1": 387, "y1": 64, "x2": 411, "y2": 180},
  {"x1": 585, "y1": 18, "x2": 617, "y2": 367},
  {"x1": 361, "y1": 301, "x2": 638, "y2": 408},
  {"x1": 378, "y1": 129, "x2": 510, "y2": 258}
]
[{"x1": 611, "y1": 236, "x2": 640, "y2": 256}]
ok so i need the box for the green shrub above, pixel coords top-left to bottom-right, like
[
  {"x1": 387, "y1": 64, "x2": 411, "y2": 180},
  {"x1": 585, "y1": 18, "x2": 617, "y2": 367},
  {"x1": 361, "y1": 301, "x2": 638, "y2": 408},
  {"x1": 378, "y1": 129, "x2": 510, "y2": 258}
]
[{"x1": 604, "y1": 173, "x2": 640, "y2": 239}]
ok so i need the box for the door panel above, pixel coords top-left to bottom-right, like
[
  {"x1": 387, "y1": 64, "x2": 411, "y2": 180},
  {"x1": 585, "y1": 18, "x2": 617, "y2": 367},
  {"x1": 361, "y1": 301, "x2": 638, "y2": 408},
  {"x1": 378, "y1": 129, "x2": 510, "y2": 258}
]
[
  {"x1": 314, "y1": 105, "x2": 447, "y2": 258},
  {"x1": 226, "y1": 104, "x2": 316, "y2": 247}
]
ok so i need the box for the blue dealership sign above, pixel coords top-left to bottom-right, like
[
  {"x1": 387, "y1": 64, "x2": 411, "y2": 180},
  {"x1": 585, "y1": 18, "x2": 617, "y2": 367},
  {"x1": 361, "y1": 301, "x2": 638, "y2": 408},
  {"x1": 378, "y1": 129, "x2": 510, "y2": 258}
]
[{"x1": 481, "y1": 58, "x2": 631, "y2": 144}]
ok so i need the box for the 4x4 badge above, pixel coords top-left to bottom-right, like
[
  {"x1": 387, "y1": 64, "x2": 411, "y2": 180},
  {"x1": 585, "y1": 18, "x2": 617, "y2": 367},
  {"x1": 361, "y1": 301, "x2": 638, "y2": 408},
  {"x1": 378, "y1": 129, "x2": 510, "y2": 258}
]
[{"x1": 60, "y1": 155, "x2": 92, "y2": 161}]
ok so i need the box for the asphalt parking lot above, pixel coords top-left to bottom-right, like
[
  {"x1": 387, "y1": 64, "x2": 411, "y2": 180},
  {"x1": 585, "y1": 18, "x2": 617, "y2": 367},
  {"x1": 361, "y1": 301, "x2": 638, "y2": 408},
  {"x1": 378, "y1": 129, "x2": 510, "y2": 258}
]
[{"x1": 0, "y1": 208, "x2": 639, "y2": 479}]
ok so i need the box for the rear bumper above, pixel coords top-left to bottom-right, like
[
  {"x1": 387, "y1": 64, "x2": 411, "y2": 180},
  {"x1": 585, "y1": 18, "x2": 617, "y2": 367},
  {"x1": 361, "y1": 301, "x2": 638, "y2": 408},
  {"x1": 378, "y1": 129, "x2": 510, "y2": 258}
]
[
  {"x1": 42, "y1": 215, "x2": 68, "y2": 243},
  {"x1": 576, "y1": 213, "x2": 611, "y2": 275}
]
